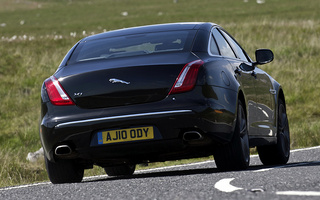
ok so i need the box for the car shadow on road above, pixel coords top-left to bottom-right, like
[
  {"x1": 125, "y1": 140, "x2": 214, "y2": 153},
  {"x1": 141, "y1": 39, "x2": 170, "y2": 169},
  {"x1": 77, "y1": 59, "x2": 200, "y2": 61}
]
[
  {"x1": 84, "y1": 167, "x2": 220, "y2": 183},
  {"x1": 83, "y1": 160, "x2": 320, "y2": 183}
]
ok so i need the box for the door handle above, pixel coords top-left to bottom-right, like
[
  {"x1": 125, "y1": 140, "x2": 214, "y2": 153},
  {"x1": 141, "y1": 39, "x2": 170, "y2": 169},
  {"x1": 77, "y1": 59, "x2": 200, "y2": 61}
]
[
  {"x1": 235, "y1": 68, "x2": 241, "y2": 75},
  {"x1": 251, "y1": 71, "x2": 257, "y2": 78},
  {"x1": 269, "y1": 89, "x2": 276, "y2": 95}
]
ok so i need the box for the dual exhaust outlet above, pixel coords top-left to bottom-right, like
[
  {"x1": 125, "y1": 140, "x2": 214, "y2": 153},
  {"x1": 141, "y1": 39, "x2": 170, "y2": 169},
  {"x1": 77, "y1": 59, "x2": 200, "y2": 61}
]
[
  {"x1": 55, "y1": 145, "x2": 72, "y2": 156},
  {"x1": 182, "y1": 131, "x2": 203, "y2": 141},
  {"x1": 55, "y1": 131, "x2": 203, "y2": 156}
]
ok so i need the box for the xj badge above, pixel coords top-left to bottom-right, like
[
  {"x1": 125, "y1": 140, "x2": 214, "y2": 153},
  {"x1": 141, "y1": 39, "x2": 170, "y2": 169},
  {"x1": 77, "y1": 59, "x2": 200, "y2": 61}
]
[{"x1": 74, "y1": 92, "x2": 83, "y2": 97}]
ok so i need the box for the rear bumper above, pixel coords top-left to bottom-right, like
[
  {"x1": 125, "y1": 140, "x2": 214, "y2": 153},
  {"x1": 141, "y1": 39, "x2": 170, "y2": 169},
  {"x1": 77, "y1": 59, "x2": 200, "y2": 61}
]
[{"x1": 40, "y1": 86, "x2": 237, "y2": 163}]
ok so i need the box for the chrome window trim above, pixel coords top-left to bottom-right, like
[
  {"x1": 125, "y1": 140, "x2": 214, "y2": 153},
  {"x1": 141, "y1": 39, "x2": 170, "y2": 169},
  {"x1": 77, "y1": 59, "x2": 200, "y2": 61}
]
[
  {"x1": 208, "y1": 28, "x2": 220, "y2": 57},
  {"x1": 55, "y1": 110, "x2": 193, "y2": 128}
]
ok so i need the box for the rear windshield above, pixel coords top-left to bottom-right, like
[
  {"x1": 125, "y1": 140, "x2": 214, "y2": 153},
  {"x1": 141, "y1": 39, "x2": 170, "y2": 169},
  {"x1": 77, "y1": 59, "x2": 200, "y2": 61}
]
[{"x1": 68, "y1": 30, "x2": 196, "y2": 64}]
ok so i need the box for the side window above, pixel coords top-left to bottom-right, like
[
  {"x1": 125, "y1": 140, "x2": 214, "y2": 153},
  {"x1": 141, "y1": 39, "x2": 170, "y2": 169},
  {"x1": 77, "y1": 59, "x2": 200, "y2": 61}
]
[
  {"x1": 209, "y1": 35, "x2": 219, "y2": 55},
  {"x1": 212, "y1": 29, "x2": 236, "y2": 58},
  {"x1": 220, "y1": 29, "x2": 249, "y2": 62}
]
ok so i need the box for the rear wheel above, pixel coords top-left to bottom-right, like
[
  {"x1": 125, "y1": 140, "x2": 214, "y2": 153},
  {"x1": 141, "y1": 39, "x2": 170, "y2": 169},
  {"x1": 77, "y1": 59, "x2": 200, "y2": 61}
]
[
  {"x1": 104, "y1": 164, "x2": 136, "y2": 176},
  {"x1": 257, "y1": 99, "x2": 290, "y2": 165},
  {"x1": 214, "y1": 100, "x2": 250, "y2": 171},
  {"x1": 45, "y1": 156, "x2": 84, "y2": 184}
]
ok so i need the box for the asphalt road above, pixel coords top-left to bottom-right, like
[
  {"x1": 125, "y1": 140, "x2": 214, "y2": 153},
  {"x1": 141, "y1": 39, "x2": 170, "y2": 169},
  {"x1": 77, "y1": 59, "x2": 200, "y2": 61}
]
[{"x1": 1, "y1": 146, "x2": 320, "y2": 200}]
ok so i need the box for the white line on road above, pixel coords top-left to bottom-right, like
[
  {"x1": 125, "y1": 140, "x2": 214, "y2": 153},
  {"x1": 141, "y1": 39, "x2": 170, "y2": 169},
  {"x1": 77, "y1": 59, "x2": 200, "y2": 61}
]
[
  {"x1": 1, "y1": 146, "x2": 319, "y2": 191},
  {"x1": 135, "y1": 160, "x2": 215, "y2": 174},
  {"x1": 0, "y1": 182, "x2": 50, "y2": 191},
  {"x1": 253, "y1": 161, "x2": 320, "y2": 172},
  {"x1": 214, "y1": 178, "x2": 243, "y2": 192},
  {"x1": 277, "y1": 191, "x2": 320, "y2": 196},
  {"x1": 290, "y1": 145, "x2": 320, "y2": 152}
]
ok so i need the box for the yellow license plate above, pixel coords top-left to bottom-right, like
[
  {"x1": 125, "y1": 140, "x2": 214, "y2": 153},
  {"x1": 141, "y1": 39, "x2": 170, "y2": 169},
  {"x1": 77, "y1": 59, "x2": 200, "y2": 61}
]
[{"x1": 98, "y1": 126, "x2": 154, "y2": 144}]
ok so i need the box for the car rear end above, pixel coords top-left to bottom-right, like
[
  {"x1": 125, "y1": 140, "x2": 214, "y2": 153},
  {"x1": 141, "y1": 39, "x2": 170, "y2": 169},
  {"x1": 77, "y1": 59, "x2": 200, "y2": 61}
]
[{"x1": 40, "y1": 23, "x2": 235, "y2": 168}]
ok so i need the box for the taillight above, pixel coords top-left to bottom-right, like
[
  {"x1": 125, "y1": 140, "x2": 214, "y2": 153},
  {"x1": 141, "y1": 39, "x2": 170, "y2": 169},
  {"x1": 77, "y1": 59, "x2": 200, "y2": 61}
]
[
  {"x1": 44, "y1": 76, "x2": 75, "y2": 106},
  {"x1": 169, "y1": 60, "x2": 204, "y2": 94}
]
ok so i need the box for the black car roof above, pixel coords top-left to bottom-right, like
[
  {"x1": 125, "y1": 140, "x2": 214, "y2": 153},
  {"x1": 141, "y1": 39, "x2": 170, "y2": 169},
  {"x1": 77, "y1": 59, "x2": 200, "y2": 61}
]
[{"x1": 82, "y1": 22, "x2": 215, "y2": 41}]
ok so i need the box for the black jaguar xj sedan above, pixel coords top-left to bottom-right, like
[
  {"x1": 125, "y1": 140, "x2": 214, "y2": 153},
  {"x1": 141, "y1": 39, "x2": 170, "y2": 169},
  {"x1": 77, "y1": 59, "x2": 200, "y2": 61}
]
[{"x1": 40, "y1": 22, "x2": 290, "y2": 183}]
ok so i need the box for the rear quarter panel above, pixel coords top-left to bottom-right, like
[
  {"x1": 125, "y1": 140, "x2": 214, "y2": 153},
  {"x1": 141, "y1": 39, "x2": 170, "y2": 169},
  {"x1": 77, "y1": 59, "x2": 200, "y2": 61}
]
[{"x1": 195, "y1": 56, "x2": 241, "y2": 142}]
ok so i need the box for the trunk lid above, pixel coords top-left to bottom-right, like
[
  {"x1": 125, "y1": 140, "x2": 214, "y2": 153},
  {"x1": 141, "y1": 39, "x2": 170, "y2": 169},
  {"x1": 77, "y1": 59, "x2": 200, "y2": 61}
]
[{"x1": 54, "y1": 52, "x2": 197, "y2": 109}]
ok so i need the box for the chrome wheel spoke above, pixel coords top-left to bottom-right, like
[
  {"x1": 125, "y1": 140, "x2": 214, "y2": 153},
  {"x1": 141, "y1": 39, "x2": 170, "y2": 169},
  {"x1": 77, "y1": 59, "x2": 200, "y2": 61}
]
[
  {"x1": 239, "y1": 105, "x2": 249, "y2": 162},
  {"x1": 278, "y1": 103, "x2": 290, "y2": 157},
  {"x1": 239, "y1": 107, "x2": 247, "y2": 137}
]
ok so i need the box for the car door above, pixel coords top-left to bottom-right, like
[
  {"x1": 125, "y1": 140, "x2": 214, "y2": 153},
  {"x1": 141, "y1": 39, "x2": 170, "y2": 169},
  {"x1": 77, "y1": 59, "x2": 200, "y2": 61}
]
[
  {"x1": 211, "y1": 28, "x2": 258, "y2": 136},
  {"x1": 251, "y1": 67, "x2": 277, "y2": 136},
  {"x1": 219, "y1": 29, "x2": 276, "y2": 137}
]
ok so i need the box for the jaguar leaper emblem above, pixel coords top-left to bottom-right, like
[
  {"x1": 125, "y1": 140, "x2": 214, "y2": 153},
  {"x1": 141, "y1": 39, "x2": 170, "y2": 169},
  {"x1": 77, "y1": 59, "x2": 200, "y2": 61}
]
[{"x1": 109, "y1": 78, "x2": 130, "y2": 85}]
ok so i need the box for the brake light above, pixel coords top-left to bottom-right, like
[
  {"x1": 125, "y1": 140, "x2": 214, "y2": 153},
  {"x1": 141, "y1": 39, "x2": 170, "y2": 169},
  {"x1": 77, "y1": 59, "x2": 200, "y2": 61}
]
[
  {"x1": 44, "y1": 76, "x2": 75, "y2": 106},
  {"x1": 169, "y1": 60, "x2": 204, "y2": 94}
]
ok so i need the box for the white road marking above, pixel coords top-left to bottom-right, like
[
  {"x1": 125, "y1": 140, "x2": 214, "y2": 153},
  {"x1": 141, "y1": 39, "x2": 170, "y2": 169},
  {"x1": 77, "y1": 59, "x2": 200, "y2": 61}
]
[
  {"x1": 290, "y1": 145, "x2": 320, "y2": 152},
  {"x1": 0, "y1": 182, "x2": 50, "y2": 191},
  {"x1": 253, "y1": 161, "x2": 320, "y2": 173},
  {"x1": 135, "y1": 160, "x2": 215, "y2": 174},
  {"x1": 0, "y1": 161, "x2": 216, "y2": 191},
  {"x1": 1, "y1": 146, "x2": 319, "y2": 191},
  {"x1": 277, "y1": 191, "x2": 320, "y2": 196},
  {"x1": 214, "y1": 178, "x2": 243, "y2": 192}
]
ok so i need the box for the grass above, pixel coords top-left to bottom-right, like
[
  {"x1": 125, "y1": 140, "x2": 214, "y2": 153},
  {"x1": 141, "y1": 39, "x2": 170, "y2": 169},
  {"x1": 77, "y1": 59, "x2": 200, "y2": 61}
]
[{"x1": 0, "y1": 0, "x2": 319, "y2": 187}]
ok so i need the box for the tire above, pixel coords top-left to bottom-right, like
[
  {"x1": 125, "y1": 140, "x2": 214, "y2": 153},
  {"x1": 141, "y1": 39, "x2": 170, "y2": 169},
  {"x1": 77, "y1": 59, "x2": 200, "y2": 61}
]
[
  {"x1": 104, "y1": 164, "x2": 136, "y2": 176},
  {"x1": 45, "y1": 156, "x2": 84, "y2": 184},
  {"x1": 214, "y1": 100, "x2": 250, "y2": 171},
  {"x1": 257, "y1": 99, "x2": 290, "y2": 165}
]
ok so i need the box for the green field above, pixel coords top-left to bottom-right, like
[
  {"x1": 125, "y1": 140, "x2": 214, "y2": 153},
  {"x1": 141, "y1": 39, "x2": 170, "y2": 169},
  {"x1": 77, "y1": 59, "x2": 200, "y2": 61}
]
[{"x1": 0, "y1": 0, "x2": 319, "y2": 187}]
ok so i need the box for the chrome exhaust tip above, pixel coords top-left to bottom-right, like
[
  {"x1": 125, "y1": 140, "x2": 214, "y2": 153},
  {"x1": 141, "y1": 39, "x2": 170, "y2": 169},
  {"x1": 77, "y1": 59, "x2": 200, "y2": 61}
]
[
  {"x1": 55, "y1": 145, "x2": 72, "y2": 156},
  {"x1": 183, "y1": 131, "x2": 203, "y2": 141}
]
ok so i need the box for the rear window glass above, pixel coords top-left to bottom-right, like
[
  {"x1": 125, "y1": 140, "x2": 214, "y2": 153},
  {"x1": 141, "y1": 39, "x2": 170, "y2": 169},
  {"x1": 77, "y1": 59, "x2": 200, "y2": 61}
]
[{"x1": 68, "y1": 30, "x2": 196, "y2": 64}]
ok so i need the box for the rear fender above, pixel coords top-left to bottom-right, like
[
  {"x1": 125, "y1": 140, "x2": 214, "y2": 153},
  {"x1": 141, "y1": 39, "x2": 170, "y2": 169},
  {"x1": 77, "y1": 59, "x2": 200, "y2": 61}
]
[{"x1": 197, "y1": 59, "x2": 240, "y2": 91}]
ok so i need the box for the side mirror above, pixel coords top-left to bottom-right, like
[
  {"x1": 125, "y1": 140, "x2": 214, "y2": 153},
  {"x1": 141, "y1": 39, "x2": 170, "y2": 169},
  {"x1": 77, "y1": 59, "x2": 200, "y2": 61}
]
[{"x1": 254, "y1": 49, "x2": 274, "y2": 65}]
